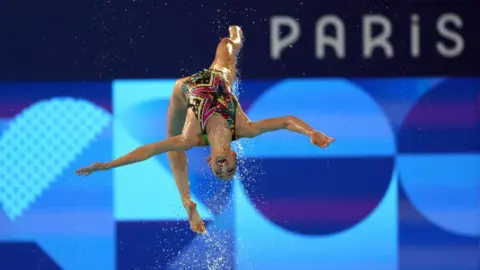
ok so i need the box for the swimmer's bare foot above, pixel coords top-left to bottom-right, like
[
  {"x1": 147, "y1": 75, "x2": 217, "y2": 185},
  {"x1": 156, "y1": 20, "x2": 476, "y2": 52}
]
[
  {"x1": 183, "y1": 198, "x2": 207, "y2": 234},
  {"x1": 310, "y1": 131, "x2": 335, "y2": 148}
]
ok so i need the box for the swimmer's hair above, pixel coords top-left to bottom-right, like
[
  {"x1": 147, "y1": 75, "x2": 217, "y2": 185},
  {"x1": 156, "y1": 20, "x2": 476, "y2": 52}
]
[{"x1": 217, "y1": 175, "x2": 234, "y2": 181}]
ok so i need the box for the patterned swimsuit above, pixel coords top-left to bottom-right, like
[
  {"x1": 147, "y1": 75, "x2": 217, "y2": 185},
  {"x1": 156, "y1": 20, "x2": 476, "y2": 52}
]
[{"x1": 182, "y1": 69, "x2": 238, "y2": 145}]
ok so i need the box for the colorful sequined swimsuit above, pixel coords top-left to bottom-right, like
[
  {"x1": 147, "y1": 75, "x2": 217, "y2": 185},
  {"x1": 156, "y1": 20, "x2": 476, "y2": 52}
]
[{"x1": 182, "y1": 69, "x2": 238, "y2": 145}]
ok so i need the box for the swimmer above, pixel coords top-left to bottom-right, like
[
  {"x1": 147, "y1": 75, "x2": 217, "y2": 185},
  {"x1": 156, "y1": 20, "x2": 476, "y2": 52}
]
[{"x1": 76, "y1": 25, "x2": 334, "y2": 234}]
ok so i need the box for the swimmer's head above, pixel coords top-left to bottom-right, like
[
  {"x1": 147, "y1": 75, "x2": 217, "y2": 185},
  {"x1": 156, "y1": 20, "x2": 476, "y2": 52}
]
[{"x1": 207, "y1": 151, "x2": 237, "y2": 180}]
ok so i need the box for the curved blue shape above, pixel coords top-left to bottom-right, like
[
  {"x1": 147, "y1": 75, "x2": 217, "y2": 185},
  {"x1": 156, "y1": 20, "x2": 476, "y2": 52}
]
[
  {"x1": 0, "y1": 98, "x2": 111, "y2": 220},
  {"x1": 238, "y1": 79, "x2": 396, "y2": 234},
  {"x1": 398, "y1": 182, "x2": 480, "y2": 270},
  {"x1": 244, "y1": 79, "x2": 396, "y2": 157},
  {"x1": 235, "y1": 174, "x2": 398, "y2": 270},
  {"x1": 398, "y1": 79, "x2": 479, "y2": 153},
  {"x1": 118, "y1": 99, "x2": 169, "y2": 143},
  {"x1": 241, "y1": 157, "x2": 394, "y2": 235},
  {"x1": 398, "y1": 154, "x2": 480, "y2": 236}
]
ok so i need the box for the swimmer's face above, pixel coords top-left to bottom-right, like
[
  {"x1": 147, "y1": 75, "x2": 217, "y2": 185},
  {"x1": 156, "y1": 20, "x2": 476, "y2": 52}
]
[{"x1": 207, "y1": 152, "x2": 237, "y2": 180}]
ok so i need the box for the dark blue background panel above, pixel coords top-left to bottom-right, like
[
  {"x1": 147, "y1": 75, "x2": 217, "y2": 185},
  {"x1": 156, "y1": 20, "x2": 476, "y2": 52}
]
[
  {"x1": 0, "y1": 243, "x2": 61, "y2": 270},
  {"x1": 0, "y1": 0, "x2": 479, "y2": 80}
]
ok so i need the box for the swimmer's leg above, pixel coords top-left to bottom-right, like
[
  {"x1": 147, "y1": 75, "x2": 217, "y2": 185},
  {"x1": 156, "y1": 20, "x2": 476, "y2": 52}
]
[{"x1": 167, "y1": 78, "x2": 207, "y2": 234}]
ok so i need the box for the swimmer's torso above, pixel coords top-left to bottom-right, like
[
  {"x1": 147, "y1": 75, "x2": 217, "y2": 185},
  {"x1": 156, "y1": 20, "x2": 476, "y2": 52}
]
[{"x1": 182, "y1": 69, "x2": 238, "y2": 144}]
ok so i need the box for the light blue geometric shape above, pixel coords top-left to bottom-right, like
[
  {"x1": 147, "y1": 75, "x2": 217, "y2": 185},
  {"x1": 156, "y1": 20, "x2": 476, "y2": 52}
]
[
  {"x1": 0, "y1": 98, "x2": 111, "y2": 221},
  {"x1": 243, "y1": 79, "x2": 396, "y2": 158},
  {"x1": 234, "y1": 173, "x2": 399, "y2": 270},
  {"x1": 37, "y1": 232, "x2": 115, "y2": 270},
  {"x1": 398, "y1": 154, "x2": 480, "y2": 236},
  {"x1": 113, "y1": 79, "x2": 174, "y2": 116}
]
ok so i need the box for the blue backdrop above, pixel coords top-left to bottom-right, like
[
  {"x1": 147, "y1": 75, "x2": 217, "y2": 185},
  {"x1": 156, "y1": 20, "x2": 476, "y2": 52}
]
[
  {"x1": 0, "y1": 0, "x2": 479, "y2": 269},
  {"x1": 0, "y1": 78, "x2": 478, "y2": 270}
]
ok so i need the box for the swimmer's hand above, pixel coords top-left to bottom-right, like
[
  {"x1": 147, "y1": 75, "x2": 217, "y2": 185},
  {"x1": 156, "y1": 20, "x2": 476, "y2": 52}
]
[
  {"x1": 76, "y1": 162, "x2": 111, "y2": 176},
  {"x1": 310, "y1": 132, "x2": 334, "y2": 148}
]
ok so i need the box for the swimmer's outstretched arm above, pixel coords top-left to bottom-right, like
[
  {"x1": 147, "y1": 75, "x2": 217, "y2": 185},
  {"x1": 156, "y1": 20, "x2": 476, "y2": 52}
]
[
  {"x1": 236, "y1": 111, "x2": 334, "y2": 148},
  {"x1": 109, "y1": 136, "x2": 198, "y2": 168},
  {"x1": 75, "y1": 135, "x2": 200, "y2": 176}
]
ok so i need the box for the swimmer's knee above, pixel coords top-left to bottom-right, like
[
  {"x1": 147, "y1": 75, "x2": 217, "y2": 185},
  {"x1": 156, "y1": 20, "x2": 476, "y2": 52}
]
[{"x1": 175, "y1": 78, "x2": 184, "y2": 88}]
